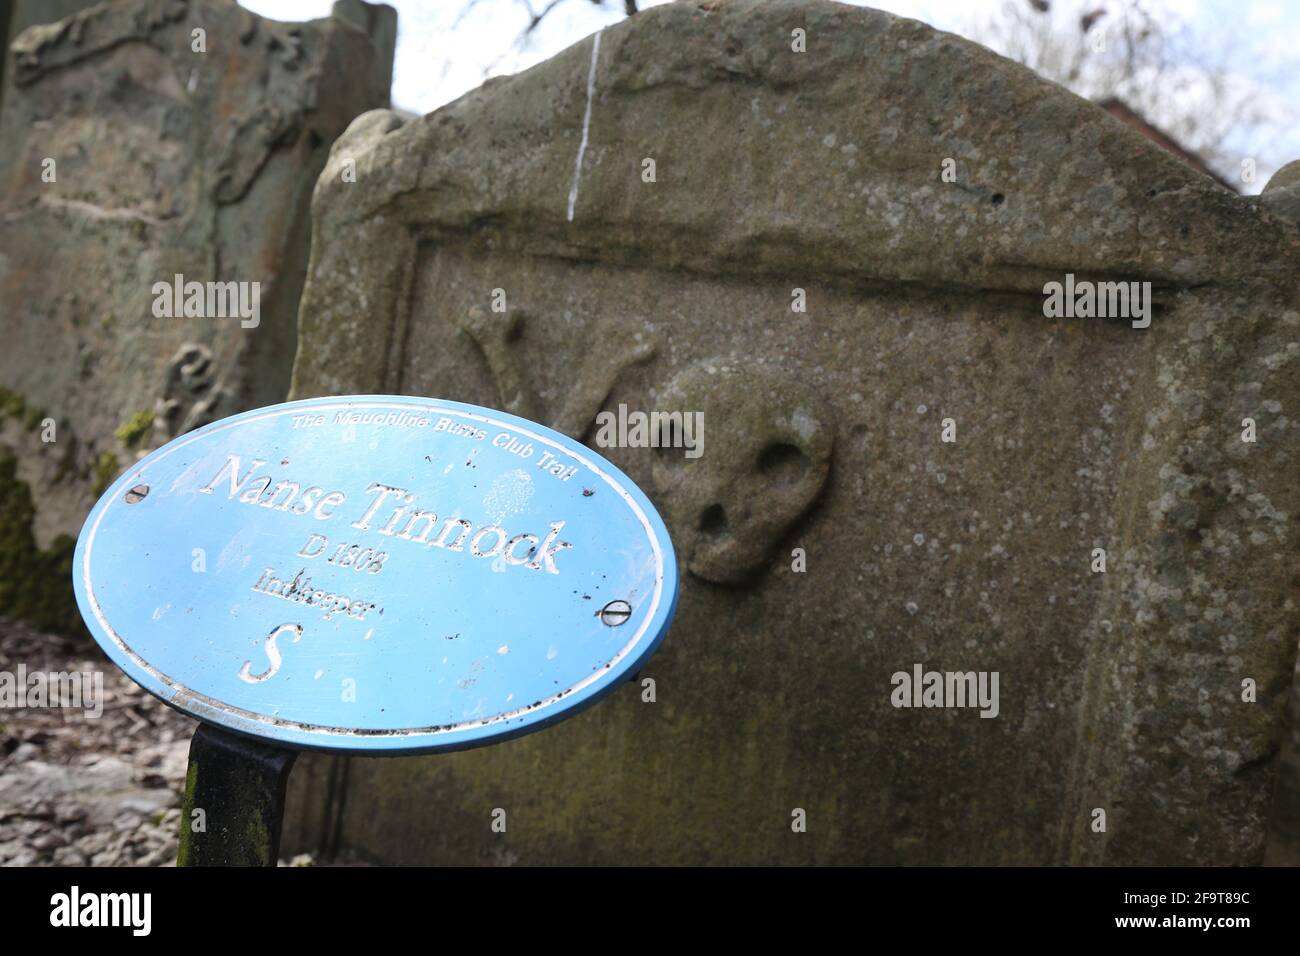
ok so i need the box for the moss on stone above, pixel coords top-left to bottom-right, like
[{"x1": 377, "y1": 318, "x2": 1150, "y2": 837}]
[
  {"x1": 0, "y1": 385, "x2": 25, "y2": 420},
  {"x1": 114, "y1": 409, "x2": 154, "y2": 448},
  {"x1": 90, "y1": 450, "x2": 121, "y2": 497},
  {"x1": 177, "y1": 760, "x2": 199, "y2": 867},
  {"x1": 0, "y1": 451, "x2": 84, "y2": 636},
  {"x1": 0, "y1": 386, "x2": 48, "y2": 434},
  {"x1": 23, "y1": 405, "x2": 47, "y2": 433}
]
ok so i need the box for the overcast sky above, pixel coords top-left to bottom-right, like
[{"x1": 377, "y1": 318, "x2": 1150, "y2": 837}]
[{"x1": 239, "y1": 0, "x2": 1300, "y2": 191}]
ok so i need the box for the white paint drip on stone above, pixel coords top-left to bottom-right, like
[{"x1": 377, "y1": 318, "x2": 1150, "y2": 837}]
[{"x1": 567, "y1": 31, "x2": 602, "y2": 222}]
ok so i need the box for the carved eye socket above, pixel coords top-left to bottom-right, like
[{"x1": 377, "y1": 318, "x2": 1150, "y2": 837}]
[{"x1": 757, "y1": 442, "x2": 809, "y2": 484}]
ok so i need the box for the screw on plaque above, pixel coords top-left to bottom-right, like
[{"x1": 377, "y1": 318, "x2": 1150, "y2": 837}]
[
  {"x1": 598, "y1": 599, "x2": 632, "y2": 626},
  {"x1": 124, "y1": 484, "x2": 150, "y2": 504}
]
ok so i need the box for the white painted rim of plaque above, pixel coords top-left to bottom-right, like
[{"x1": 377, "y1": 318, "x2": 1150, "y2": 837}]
[{"x1": 74, "y1": 396, "x2": 678, "y2": 755}]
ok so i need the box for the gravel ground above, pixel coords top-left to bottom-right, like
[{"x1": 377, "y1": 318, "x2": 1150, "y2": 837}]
[{"x1": 0, "y1": 614, "x2": 321, "y2": 867}]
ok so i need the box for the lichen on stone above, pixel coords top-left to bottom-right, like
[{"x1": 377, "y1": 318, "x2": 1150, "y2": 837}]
[{"x1": 114, "y1": 409, "x2": 154, "y2": 448}]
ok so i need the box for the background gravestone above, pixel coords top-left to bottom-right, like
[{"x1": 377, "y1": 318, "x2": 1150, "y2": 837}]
[
  {"x1": 2, "y1": 1, "x2": 103, "y2": 117},
  {"x1": 0, "y1": 1, "x2": 9, "y2": 112},
  {"x1": 0, "y1": 0, "x2": 395, "y2": 634},
  {"x1": 282, "y1": 0, "x2": 1300, "y2": 866}
]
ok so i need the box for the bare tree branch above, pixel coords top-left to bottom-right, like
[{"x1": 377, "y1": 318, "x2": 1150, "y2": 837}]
[{"x1": 524, "y1": 0, "x2": 566, "y2": 36}]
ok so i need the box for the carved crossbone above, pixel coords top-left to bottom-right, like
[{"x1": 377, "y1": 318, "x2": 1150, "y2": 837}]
[{"x1": 456, "y1": 308, "x2": 655, "y2": 439}]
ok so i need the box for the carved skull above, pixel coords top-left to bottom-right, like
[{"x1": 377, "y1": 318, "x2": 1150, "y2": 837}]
[{"x1": 651, "y1": 362, "x2": 833, "y2": 584}]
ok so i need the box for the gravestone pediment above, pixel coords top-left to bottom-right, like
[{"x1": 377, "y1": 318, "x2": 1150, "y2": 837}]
[{"x1": 287, "y1": 0, "x2": 1300, "y2": 865}]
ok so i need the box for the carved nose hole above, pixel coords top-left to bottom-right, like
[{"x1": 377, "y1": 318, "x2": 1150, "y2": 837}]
[
  {"x1": 698, "y1": 503, "x2": 728, "y2": 537},
  {"x1": 757, "y1": 442, "x2": 809, "y2": 484}
]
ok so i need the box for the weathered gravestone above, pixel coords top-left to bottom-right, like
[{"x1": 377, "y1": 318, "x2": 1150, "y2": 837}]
[
  {"x1": 0, "y1": 0, "x2": 395, "y2": 634},
  {"x1": 283, "y1": 0, "x2": 1300, "y2": 865}
]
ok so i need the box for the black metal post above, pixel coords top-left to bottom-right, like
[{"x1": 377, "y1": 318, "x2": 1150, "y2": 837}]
[{"x1": 177, "y1": 722, "x2": 299, "y2": 867}]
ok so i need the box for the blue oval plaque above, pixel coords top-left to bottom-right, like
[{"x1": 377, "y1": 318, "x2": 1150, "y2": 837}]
[{"x1": 73, "y1": 396, "x2": 678, "y2": 753}]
